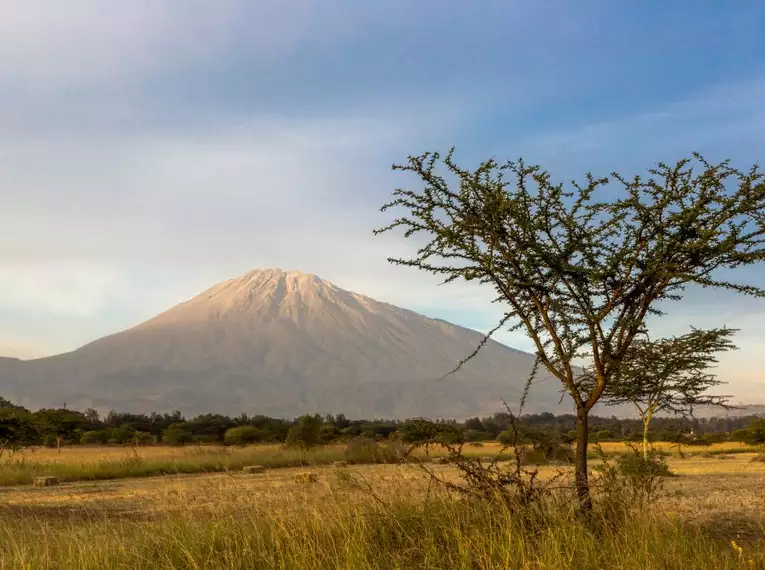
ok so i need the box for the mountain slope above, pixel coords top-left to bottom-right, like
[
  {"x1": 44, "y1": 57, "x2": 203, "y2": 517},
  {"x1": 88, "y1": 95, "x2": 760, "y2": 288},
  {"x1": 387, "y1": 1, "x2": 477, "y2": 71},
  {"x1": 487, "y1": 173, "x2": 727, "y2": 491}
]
[{"x1": 0, "y1": 269, "x2": 570, "y2": 418}]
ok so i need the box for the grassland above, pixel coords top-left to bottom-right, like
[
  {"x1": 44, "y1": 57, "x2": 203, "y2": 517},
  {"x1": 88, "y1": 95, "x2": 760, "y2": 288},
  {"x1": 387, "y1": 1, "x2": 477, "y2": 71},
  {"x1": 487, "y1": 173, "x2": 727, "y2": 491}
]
[
  {"x1": 0, "y1": 441, "x2": 754, "y2": 487},
  {"x1": 1, "y1": 444, "x2": 764, "y2": 569}
]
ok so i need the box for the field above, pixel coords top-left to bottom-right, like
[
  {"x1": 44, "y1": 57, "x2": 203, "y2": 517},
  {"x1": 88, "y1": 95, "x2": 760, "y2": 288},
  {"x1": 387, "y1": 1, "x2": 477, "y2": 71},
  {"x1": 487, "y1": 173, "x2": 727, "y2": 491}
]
[
  {"x1": 0, "y1": 441, "x2": 754, "y2": 487},
  {"x1": 1, "y1": 442, "x2": 764, "y2": 569}
]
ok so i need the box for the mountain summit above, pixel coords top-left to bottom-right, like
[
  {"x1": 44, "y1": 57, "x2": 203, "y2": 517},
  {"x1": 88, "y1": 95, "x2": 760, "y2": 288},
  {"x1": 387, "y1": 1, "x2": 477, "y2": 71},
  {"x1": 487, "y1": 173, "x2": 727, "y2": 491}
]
[{"x1": 0, "y1": 269, "x2": 566, "y2": 418}]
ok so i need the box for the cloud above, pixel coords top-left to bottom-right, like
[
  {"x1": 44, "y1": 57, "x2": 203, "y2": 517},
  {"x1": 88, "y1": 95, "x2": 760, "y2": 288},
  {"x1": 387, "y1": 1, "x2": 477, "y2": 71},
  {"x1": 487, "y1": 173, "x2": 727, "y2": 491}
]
[
  {"x1": 1, "y1": 1, "x2": 764, "y2": 403},
  {"x1": 0, "y1": 100, "x2": 475, "y2": 354}
]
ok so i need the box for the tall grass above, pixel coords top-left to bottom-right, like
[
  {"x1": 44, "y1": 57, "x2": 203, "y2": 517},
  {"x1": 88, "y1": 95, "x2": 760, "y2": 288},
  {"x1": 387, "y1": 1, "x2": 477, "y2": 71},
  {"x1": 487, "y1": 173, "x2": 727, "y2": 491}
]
[
  {"x1": 0, "y1": 444, "x2": 391, "y2": 486},
  {"x1": 0, "y1": 440, "x2": 756, "y2": 487},
  {"x1": 1, "y1": 484, "x2": 762, "y2": 569}
]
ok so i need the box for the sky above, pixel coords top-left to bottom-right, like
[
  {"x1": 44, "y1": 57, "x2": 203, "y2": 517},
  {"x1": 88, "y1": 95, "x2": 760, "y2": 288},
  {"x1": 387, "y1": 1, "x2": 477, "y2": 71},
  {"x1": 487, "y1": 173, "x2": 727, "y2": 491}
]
[{"x1": 1, "y1": 1, "x2": 764, "y2": 401}]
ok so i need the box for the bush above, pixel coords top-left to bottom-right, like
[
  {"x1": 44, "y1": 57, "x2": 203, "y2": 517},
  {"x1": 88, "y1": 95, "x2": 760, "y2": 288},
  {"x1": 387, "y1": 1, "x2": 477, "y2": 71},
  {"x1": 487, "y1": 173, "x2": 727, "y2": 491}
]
[
  {"x1": 285, "y1": 415, "x2": 322, "y2": 449},
  {"x1": 224, "y1": 426, "x2": 262, "y2": 446},
  {"x1": 80, "y1": 430, "x2": 109, "y2": 445},
  {"x1": 596, "y1": 447, "x2": 670, "y2": 511},
  {"x1": 162, "y1": 423, "x2": 192, "y2": 446},
  {"x1": 746, "y1": 418, "x2": 765, "y2": 445},
  {"x1": 701, "y1": 432, "x2": 728, "y2": 444},
  {"x1": 594, "y1": 430, "x2": 613, "y2": 442},
  {"x1": 520, "y1": 444, "x2": 572, "y2": 466},
  {"x1": 497, "y1": 429, "x2": 517, "y2": 445},
  {"x1": 730, "y1": 428, "x2": 752, "y2": 442},
  {"x1": 463, "y1": 429, "x2": 493, "y2": 442},
  {"x1": 616, "y1": 453, "x2": 672, "y2": 478},
  {"x1": 133, "y1": 431, "x2": 154, "y2": 445}
]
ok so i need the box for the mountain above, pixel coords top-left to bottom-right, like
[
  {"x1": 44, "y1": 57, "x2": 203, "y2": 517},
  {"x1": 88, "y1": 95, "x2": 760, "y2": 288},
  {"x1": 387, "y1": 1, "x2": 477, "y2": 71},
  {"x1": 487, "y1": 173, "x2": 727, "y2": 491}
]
[{"x1": 0, "y1": 268, "x2": 574, "y2": 418}]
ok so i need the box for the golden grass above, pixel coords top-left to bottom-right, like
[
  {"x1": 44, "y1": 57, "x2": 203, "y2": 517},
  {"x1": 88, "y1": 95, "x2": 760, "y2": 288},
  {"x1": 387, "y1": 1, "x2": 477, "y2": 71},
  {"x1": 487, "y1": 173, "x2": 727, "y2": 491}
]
[
  {"x1": 5, "y1": 440, "x2": 750, "y2": 465},
  {"x1": 0, "y1": 454, "x2": 764, "y2": 568},
  {"x1": 0, "y1": 440, "x2": 757, "y2": 488}
]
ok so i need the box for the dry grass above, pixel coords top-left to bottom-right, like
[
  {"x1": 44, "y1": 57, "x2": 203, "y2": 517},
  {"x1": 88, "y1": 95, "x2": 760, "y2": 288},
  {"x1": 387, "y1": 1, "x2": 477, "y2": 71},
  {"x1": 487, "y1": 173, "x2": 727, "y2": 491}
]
[
  {"x1": 0, "y1": 441, "x2": 756, "y2": 488},
  {"x1": 0, "y1": 453, "x2": 764, "y2": 568}
]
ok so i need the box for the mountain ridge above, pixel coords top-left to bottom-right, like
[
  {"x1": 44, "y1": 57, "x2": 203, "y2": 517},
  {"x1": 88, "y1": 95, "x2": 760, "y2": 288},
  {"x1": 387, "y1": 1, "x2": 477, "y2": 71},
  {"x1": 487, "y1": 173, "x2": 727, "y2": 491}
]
[{"x1": 2, "y1": 268, "x2": 569, "y2": 418}]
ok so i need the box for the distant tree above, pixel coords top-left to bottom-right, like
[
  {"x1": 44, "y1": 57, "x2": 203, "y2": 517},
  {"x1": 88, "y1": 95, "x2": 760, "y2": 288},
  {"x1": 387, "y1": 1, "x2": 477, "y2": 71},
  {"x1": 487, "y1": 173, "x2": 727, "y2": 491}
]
[
  {"x1": 224, "y1": 426, "x2": 262, "y2": 446},
  {"x1": 397, "y1": 419, "x2": 461, "y2": 456},
  {"x1": 109, "y1": 425, "x2": 137, "y2": 444},
  {"x1": 188, "y1": 414, "x2": 236, "y2": 442},
  {"x1": 0, "y1": 400, "x2": 36, "y2": 457},
  {"x1": 594, "y1": 430, "x2": 613, "y2": 442},
  {"x1": 744, "y1": 418, "x2": 765, "y2": 445},
  {"x1": 162, "y1": 423, "x2": 193, "y2": 446},
  {"x1": 285, "y1": 415, "x2": 323, "y2": 449},
  {"x1": 598, "y1": 327, "x2": 737, "y2": 459},
  {"x1": 463, "y1": 429, "x2": 492, "y2": 442},
  {"x1": 34, "y1": 408, "x2": 89, "y2": 452},
  {"x1": 80, "y1": 430, "x2": 110, "y2": 445},
  {"x1": 83, "y1": 408, "x2": 100, "y2": 428},
  {"x1": 377, "y1": 151, "x2": 765, "y2": 508}
]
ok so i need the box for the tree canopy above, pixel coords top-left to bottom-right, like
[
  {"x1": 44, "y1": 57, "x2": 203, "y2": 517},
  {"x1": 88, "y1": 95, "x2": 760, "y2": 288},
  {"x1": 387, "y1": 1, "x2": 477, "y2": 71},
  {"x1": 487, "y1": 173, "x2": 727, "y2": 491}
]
[{"x1": 376, "y1": 150, "x2": 765, "y2": 506}]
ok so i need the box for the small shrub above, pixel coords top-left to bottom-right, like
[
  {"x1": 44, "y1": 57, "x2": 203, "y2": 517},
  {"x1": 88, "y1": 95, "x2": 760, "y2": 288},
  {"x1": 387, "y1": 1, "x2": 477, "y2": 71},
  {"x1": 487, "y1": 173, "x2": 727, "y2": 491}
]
[
  {"x1": 224, "y1": 426, "x2": 262, "y2": 446},
  {"x1": 80, "y1": 430, "x2": 109, "y2": 445},
  {"x1": 285, "y1": 415, "x2": 322, "y2": 449},
  {"x1": 162, "y1": 423, "x2": 192, "y2": 446},
  {"x1": 595, "y1": 445, "x2": 670, "y2": 513}
]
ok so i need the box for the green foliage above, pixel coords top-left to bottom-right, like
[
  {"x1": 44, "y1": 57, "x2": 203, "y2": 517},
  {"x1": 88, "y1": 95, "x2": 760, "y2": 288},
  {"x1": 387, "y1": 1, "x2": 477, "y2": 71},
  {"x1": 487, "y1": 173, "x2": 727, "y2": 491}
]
[
  {"x1": 285, "y1": 415, "x2": 323, "y2": 449},
  {"x1": 700, "y1": 432, "x2": 728, "y2": 444},
  {"x1": 134, "y1": 431, "x2": 154, "y2": 445},
  {"x1": 34, "y1": 408, "x2": 90, "y2": 447},
  {"x1": 729, "y1": 428, "x2": 753, "y2": 442},
  {"x1": 224, "y1": 425, "x2": 262, "y2": 446},
  {"x1": 745, "y1": 418, "x2": 765, "y2": 444},
  {"x1": 594, "y1": 430, "x2": 613, "y2": 442},
  {"x1": 397, "y1": 419, "x2": 461, "y2": 445},
  {"x1": 596, "y1": 445, "x2": 671, "y2": 511},
  {"x1": 162, "y1": 423, "x2": 193, "y2": 446},
  {"x1": 497, "y1": 428, "x2": 516, "y2": 445},
  {"x1": 377, "y1": 150, "x2": 765, "y2": 505},
  {"x1": 0, "y1": 404, "x2": 36, "y2": 456},
  {"x1": 80, "y1": 430, "x2": 110, "y2": 445},
  {"x1": 463, "y1": 429, "x2": 492, "y2": 442},
  {"x1": 600, "y1": 328, "x2": 737, "y2": 414}
]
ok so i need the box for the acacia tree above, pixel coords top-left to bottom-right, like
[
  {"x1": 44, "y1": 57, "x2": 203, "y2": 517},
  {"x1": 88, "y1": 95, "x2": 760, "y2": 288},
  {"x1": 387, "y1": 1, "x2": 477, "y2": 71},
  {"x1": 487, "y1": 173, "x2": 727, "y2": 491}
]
[
  {"x1": 598, "y1": 327, "x2": 738, "y2": 459},
  {"x1": 375, "y1": 151, "x2": 765, "y2": 508}
]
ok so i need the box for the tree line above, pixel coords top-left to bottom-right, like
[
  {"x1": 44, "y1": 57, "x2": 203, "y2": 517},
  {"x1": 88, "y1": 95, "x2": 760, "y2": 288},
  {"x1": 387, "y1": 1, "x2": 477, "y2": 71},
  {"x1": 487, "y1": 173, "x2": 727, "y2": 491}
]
[{"x1": 2, "y1": 396, "x2": 763, "y2": 453}]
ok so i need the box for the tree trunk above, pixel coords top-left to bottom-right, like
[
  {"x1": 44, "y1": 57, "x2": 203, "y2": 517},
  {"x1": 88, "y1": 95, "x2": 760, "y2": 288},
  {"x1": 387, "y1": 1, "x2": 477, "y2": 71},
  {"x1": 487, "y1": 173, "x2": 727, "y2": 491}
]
[
  {"x1": 641, "y1": 408, "x2": 654, "y2": 460},
  {"x1": 575, "y1": 407, "x2": 592, "y2": 510},
  {"x1": 642, "y1": 418, "x2": 650, "y2": 460}
]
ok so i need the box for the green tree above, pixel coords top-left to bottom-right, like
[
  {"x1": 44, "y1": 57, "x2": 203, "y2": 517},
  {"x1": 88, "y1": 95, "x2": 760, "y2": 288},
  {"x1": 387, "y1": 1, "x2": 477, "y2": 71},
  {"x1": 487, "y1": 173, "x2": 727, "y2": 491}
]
[
  {"x1": 80, "y1": 430, "x2": 109, "y2": 445},
  {"x1": 377, "y1": 151, "x2": 765, "y2": 508},
  {"x1": 744, "y1": 418, "x2": 765, "y2": 445},
  {"x1": 397, "y1": 419, "x2": 461, "y2": 456},
  {"x1": 285, "y1": 415, "x2": 322, "y2": 449},
  {"x1": 0, "y1": 400, "x2": 36, "y2": 457},
  {"x1": 598, "y1": 327, "x2": 737, "y2": 459},
  {"x1": 224, "y1": 425, "x2": 262, "y2": 446},
  {"x1": 34, "y1": 408, "x2": 89, "y2": 452},
  {"x1": 162, "y1": 423, "x2": 193, "y2": 446}
]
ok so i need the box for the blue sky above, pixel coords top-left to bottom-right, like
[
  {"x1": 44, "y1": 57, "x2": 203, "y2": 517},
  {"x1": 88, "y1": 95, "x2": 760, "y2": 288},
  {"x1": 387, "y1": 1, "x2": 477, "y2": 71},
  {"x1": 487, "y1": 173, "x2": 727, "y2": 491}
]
[{"x1": 1, "y1": 1, "x2": 764, "y2": 400}]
